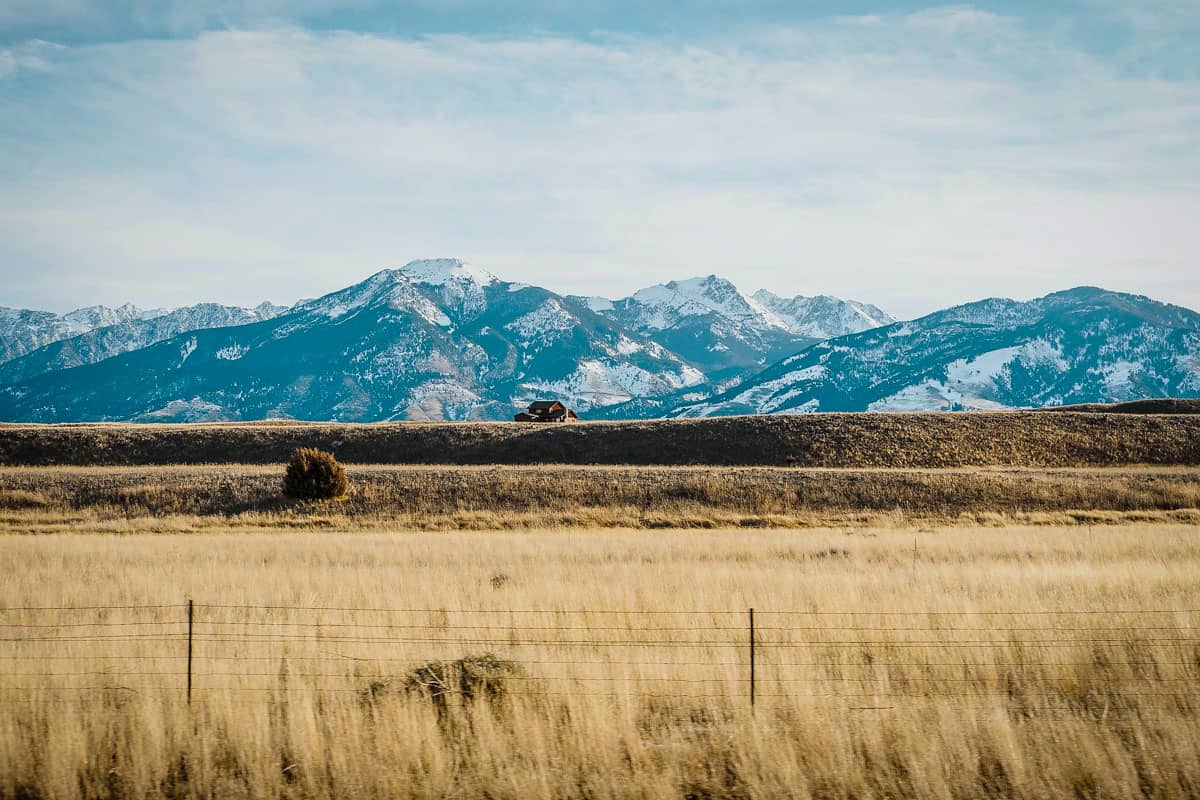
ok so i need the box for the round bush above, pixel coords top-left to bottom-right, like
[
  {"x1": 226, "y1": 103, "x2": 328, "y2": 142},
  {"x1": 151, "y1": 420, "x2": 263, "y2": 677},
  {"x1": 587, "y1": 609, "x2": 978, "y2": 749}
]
[{"x1": 283, "y1": 448, "x2": 348, "y2": 500}]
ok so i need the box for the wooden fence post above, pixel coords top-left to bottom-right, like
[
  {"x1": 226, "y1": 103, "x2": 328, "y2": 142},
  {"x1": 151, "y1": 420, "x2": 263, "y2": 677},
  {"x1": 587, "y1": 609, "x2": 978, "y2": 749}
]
[
  {"x1": 187, "y1": 599, "x2": 194, "y2": 706},
  {"x1": 749, "y1": 607, "x2": 755, "y2": 712}
]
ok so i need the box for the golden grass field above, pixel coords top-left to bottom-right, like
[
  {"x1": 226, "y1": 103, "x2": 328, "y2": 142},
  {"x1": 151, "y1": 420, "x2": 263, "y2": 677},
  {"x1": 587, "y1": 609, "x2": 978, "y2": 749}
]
[{"x1": 2, "y1": 524, "x2": 1200, "y2": 799}]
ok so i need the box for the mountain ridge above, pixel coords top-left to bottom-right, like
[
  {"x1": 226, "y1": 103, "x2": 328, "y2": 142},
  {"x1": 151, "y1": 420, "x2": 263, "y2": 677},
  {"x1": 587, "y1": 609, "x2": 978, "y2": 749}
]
[
  {"x1": 668, "y1": 286, "x2": 1200, "y2": 417},
  {"x1": 0, "y1": 261, "x2": 707, "y2": 422},
  {"x1": 1, "y1": 266, "x2": 1196, "y2": 422}
]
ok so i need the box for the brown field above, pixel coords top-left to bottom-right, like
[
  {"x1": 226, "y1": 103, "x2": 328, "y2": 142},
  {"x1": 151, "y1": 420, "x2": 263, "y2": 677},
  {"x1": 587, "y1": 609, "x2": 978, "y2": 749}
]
[
  {"x1": 2, "y1": 525, "x2": 1200, "y2": 799},
  {"x1": 2, "y1": 464, "x2": 1200, "y2": 532},
  {"x1": 2, "y1": 411, "x2": 1199, "y2": 467},
  {"x1": 3, "y1": 413, "x2": 1199, "y2": 797}
]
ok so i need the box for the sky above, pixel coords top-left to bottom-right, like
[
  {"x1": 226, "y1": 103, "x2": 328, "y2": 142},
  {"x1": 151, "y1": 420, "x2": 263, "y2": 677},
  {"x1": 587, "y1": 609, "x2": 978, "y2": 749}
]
[{"x1": 1, "y1": 1, "x2": 1198, "y2": 321}]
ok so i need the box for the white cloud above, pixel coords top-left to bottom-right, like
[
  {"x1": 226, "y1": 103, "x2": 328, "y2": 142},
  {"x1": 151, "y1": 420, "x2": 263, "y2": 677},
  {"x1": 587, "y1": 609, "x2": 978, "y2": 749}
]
[
  {"x1": 902, "y1": 6, "x2": 1016, "y2": 34},
  {"x1": 0, "y1": 11, "x2": 1198, "y2": 318}
]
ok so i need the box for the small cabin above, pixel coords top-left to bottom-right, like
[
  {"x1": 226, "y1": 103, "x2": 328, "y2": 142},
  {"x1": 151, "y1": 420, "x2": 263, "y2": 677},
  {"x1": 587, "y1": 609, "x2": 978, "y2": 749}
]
[{"x1": 514, "y1": 400, "x2": 578, "y2": 422}]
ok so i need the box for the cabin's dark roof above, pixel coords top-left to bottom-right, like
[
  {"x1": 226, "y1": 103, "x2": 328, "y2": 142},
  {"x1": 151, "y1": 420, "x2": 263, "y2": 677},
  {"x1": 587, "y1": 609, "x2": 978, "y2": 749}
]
[{"x1": 528, "y1": 400, "x2": 565, "y2": 412}]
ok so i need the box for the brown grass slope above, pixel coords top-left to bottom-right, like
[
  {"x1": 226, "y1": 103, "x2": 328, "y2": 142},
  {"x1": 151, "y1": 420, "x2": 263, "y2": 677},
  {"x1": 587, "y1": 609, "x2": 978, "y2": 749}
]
[
  {"x1": 3, "y1": 465, "x2": 1199, "y2": 530},
  {"x1": 1041, "y1": 398, "x2": 1200, "y2": 414},
  {"x1": 2, "y1": 411, "x2": 1199, "y2": 467}
]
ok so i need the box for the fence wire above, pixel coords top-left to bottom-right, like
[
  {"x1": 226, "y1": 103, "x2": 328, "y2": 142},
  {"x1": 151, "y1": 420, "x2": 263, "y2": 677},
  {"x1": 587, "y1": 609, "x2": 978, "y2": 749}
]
[{"x1": 0, "y1": 603, "x2": 1197, "y2": 707}]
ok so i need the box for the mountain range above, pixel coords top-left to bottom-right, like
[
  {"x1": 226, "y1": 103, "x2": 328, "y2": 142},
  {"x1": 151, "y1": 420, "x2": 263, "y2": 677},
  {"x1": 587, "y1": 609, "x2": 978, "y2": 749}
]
[
  {"x1": 671, "y1": 287, "x2": 1200, "y2": 416},
  {"x1": 0, "y1": 260, "x2": 1195, "y2": 422}
]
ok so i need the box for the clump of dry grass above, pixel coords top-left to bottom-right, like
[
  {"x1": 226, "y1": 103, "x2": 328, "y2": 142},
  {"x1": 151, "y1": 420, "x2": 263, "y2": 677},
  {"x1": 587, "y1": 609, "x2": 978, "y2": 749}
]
[
  {"x1": 282, "y1": 448, "x2": 348, "y2": 500},
  {"x1": 0, "y1": 525, "x2": 1199, "y2": 799},
  {"x1": 363, "y1": 653, "x2": 523, "y2": 718}
]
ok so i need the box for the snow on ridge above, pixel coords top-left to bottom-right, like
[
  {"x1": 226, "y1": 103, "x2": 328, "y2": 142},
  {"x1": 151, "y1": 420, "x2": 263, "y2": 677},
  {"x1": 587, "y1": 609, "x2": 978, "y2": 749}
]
[
  {"x1": 136, "y1": 398, "x2": 229, "y2": 422},
  {"x1": 615, "y1": 336, "x2": 644, "y2": 355},
  {"x1": 867, "y1": 339, "x2": 1069, "y2": 412},
  {"x1": 944, "y1": 339, "x2": 1068, "y2": 388},
  {"x1": 753, "y1": 290, "x2": 894, "y2": 338},
  {"x1": 867, "y1": 380, "x2": 1009, "y2": 412},
  {"x1": 626, "y1": 275, "x2": 789, "y2": 331},
  {"x1": 504, "y1": 300, "x2": 577, "y2": 341},
  {"x1": 398, "y1": 258, "x2": 498, "y2": 287},
  {"x1": 519, "y1": 359, "x2": 703, "y2": 410},
  {"x1": 303, "y1": 271, "x2": 451, "y2": 327},
  {"x1": 583, "y1": 296, "x2": 614, "y2": 312}
]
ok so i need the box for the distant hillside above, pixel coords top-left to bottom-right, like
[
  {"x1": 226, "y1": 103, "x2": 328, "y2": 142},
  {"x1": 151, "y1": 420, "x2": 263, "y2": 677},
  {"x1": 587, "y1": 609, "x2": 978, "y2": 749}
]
[
  {"x1": 1041, "y1": 399, "x2": 1200, "y2": 414},
  {"x1": 1, "y1": 412, "x2": 1197, "y2": 467},
  {"x1": 0, "y1": 301, "x2": 283, "y2": 368},
  {"x1": 0, "y1": 302, "x2": 286, "y2": 384},
  {"x1": 671, "y1": 287, "x2": 1200, "y2": 416}
]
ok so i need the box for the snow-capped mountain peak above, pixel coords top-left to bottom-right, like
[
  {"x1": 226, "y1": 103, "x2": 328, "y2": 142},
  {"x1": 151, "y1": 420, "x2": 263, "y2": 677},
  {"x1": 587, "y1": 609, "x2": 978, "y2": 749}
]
[
  {"x1": 564, "y1": 274, "x2": 895, "y2": 380},
  {"x1": 397, "y1": 258, "x2": 498, "y2": 287},
  {"x1": 752, "y1": 290, "x2": 895, "y2": 339},
  {"x1": 299, "y1": 269, "x2": 451, "y2": 326},
  {"x1": 627, "y1": 275, "x2": 791, "y2": 332}
]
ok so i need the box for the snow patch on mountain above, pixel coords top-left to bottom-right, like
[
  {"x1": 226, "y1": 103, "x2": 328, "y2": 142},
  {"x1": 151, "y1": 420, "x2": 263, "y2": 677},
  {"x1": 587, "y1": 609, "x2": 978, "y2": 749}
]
[
  {"x1": 401, "y1": 379, "x2": 489, "y2": 421},
  {"x1": 615, "y1": 336, "x2": 644, "y2": 355},
  {"x1": 399, "y1": 258, "x2": 497, "y2": 287},
  {"x1": 305, "y1": 271, "x2": 452, "y2": 327},
  {"x1": 136, "y1": 398, "x2": 230, "y2": 422},
  {"x1": 519, "y1": 359, "x2": 703, "y2": 410},
  {"x1": 215, "y1": 344, "x2": 249, "y2": 361},
  {"x1": 867, "y1": 340, "x2": 1069, "y2": 411},
  {"x1": 718, "y1": 364, "x2": 829, "y2": 413},
  {"x1": 753, "y1": 290, "x2": 894, "y2": 338},
  {"x1": 504, "y1": 300, "x2": 577, "y2": 342},
  {"x1": 1096, "y1": 360, "x2": 1142, "y2": 393},
  {"x1": 179, "y1": 337, "x2": 197, "y2": 365},
  {"x1": 624, "y1": 276, "x2": 790, "y2": 332},
  {"x1": 867, "y1": 381, "x2": 1009, "y2": 412}
]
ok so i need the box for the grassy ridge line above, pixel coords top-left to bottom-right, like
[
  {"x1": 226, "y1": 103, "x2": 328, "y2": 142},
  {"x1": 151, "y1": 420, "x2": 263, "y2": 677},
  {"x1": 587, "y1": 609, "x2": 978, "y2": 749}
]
[
  {"x1": 3, "y1": 466, "x2": 1198, "y2": 530},
  {"x1": 2, "y1": 412, "x2": 1200, "y2": 466}
]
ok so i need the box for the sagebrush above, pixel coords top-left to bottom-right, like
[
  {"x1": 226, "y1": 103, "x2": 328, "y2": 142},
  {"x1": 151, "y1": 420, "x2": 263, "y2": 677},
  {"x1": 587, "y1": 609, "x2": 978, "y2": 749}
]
[{"x1": 282, "y1": 448, "x2": 348, "y2": 500}]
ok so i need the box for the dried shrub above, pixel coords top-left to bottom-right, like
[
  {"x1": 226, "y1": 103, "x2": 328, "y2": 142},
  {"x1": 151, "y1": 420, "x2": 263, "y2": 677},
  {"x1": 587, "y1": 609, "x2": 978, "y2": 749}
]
[
  {"x1": 282, "y1": 448, "x2": 348, "y2": 501},
  {"x1": 364, "y1": 653, "x2": 522, "y2": 714}
]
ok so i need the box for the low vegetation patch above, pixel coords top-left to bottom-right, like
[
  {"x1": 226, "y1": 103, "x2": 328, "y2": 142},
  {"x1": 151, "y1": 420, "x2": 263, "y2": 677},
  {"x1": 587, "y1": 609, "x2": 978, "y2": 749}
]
[
  {"x1": 282, "y1": 448, "x2": 348, "y2": 500},
  {"x1": 2, "y1": 464, "x2": 1198, "y2": 531},
  {"x1": 365, "y1": 653, "x2": 524, "y2": 716}
]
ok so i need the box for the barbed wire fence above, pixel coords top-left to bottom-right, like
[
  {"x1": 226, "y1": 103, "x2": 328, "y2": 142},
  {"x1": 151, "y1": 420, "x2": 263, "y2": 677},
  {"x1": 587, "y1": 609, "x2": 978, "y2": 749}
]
[{"x1": 1, "y1": 603, "x2": 1198, "y2": 715}]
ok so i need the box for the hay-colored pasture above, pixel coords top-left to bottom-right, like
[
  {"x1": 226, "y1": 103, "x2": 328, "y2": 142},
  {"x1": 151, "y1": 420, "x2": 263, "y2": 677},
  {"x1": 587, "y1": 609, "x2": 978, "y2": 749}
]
[{"x1": 1, "y1": 525, "x2": 1199, "y2": 799}]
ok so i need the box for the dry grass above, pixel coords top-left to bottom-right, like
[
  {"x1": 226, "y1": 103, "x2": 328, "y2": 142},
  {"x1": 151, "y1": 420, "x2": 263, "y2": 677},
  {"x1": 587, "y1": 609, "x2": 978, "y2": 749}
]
[
  {"x1": 2, "y1": 464, "x2": 1200, "y2": 532},
  {"x1": 2, "y1": 411, "x2": 1199, "y2": 467},
  {"x1": 1, "y1": 525, "x2": 1199, "y2": 799}
]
